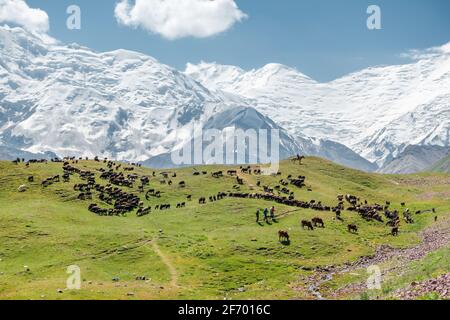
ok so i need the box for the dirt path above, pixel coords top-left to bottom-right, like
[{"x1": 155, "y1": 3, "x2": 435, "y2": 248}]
[
  {"x1": 275, "y1": 208, "x2": 302, "y2": 220},
  {"x1": 151, "y1": 240, "x2": 179, "y2": 288},
  {"x1": 299, "y1": 217, "x2": 450, "y2": 300}
]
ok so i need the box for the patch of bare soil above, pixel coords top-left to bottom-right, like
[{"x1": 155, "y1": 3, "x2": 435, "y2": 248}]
[
  {"x1": 416, "y1": 191, "x2": 450, "y2": 201},
  {"x1": 391, "y1": 177, "x2": 450, "y2": 187},
  {"x1": 151, "y1": 240, "x2": 179, "y2": 288}
]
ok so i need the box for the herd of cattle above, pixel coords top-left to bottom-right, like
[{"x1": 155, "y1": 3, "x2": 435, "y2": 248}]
[{"x1": 12, "y1": 156, "x2": 437, "y2": 244}]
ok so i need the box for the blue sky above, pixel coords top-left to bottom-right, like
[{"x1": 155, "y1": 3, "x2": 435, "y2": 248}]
[{"x1": 26, "y1": 0, "x2": 450, "y2": 82}]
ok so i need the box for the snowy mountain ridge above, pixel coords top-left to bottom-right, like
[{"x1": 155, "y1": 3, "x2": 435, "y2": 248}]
[
  {"x1": 0, "y1": 26, "x2": 256, "y2": 161},
  {"x1": 185, "y1": 48, "x2": 450, "y2": 168},
  {"x1": 1, "y1": 25, "x2": 340, "y2": 168},
  {"x1": 1, "y1": 25, "x2": 449, "y2": 172}
]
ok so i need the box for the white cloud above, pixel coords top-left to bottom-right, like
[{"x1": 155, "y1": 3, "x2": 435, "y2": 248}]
[
  {"x1": 115, "y1": 0, "x2": 247, "y2": 40},
  {"x1": 0, "y1": 0, "x2": 49, "y2": 33},
  {"x1": 401, "y1": 41, "x2": 450, "y2": 60}
]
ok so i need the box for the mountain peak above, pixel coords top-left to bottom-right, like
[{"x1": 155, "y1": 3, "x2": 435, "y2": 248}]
[
  {"x1": 186, "y1": 61, "x2": 244, "y2": 73},
  {"x1": 255, "y1": 62, "x2": 315, "y2": 83},
  {"x1": 0, "y1": 24, "x2": 56, "y2": 45},
  {"x1": 105, "y1": 48, "x2": 156, "y2": 63},
  {"x1": 185, "y1": 61, "x2": 246, "y2": 91},
  {"x1": 260, "y1": 62, "x2": 297, "y2": 73}
]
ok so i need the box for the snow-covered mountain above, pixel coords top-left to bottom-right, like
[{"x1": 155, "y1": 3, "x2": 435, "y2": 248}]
[
  {"x1": 186, "y1": 47, "x2": 450, "y2": 169},
  {"x1": 1, "y1": 25, "x2": 448, "y2": 172},
  {"x1": 0, "y1": 26, "x2": 302, "y2": 166},
  {"x1": 0, "y1": 145, "x2": 56, "y2": 161},
  {"x1": 0, "y1": 25, "x2": 378, "y2": 170},
  {"x1": 0, "y1": 26, "x2": 233, "y2": 162},
  {"x1": 143, "y1": 106, "x2": 297, "y2": 168}
]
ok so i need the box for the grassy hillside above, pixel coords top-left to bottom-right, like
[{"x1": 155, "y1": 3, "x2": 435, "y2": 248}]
[
  {"x1": 0, "y1": 157, "x2": 448, "y2": 300},
  {"x1": 430, "y1": 154, "x2": 450, "y2": 173}
]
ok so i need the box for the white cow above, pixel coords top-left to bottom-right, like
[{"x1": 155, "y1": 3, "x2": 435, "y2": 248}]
[{"x1": 18, "y1": 185, "x2": 27, "y2": 192}]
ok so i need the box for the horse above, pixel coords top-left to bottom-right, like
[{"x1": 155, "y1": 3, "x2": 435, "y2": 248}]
[
  {"x1": 348, "y1": 224, "x2": 358, "y2": 233},
  {"x1": 291, "y1": 154, "x2": 305, "y2": 165},
  {"x1": 312, "y1": 217, "x2": 325, "y2": 228},
  {"x1": 227, "y1": 170, "x2": 237, "y2": 176},
  {"x1": 278, "y1": 230, "x2": 290, "y2": 243},
  {"x1": 301, "y1": 220, "x2": 314, "y2": 230}
]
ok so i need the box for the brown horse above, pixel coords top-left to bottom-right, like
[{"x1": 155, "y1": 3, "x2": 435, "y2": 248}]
[
  {"x1": 312, "y1": 217, "x2": 325, "y2": 228},
  {"x1": 292, "y1": 154, "x2": 305, "y2": 165},
  {"x1": 301, "y1": 220, "x2": 314, "y2": 230},
  {"x1": 278, "y1": 230, "x2": 290, "y2": 243}
]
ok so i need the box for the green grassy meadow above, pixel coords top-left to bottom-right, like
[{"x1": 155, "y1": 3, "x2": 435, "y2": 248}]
[{"x1": 0, "y1": 157, "x2": 448, "y2": 300}]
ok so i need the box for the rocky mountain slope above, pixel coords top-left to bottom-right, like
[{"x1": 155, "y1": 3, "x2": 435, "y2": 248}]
[
  {"x1": 378, "y1": 145, "x2": 449, "y2": 174},
  {"x1": 429, "y1": 153, "x2": 450, "y2": 173}
]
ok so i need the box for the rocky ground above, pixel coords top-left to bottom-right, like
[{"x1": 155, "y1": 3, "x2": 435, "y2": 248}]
[
  {"x1": 394, "y1": 273, "x2": 449, "y2": 300},
  {"x1": 299, "y1": 217, "x2": 450, "y2": 300}
]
